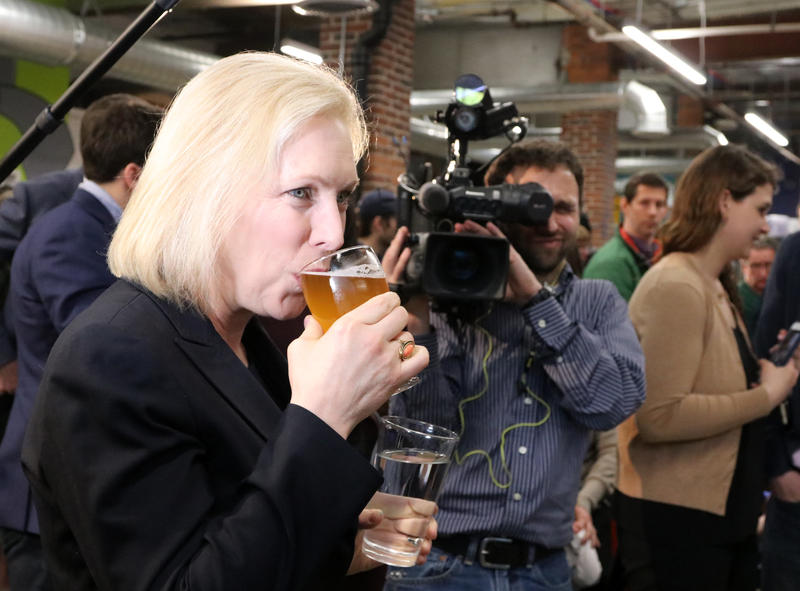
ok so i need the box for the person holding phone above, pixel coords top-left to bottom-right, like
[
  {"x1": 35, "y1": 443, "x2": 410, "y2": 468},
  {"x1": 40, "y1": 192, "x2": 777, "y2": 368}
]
[
  {"x1": 755, "y1": 234, "x2": 800, "y2": 591},
  {"x1": 616, "y1": 145, "x2": 800, "y2": 591}
]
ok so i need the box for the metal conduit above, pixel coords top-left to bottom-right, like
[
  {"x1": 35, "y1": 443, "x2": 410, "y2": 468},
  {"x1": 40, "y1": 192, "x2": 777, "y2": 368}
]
[{"x1": 0, "y1": 0, "x2": 219, "y2": 92}]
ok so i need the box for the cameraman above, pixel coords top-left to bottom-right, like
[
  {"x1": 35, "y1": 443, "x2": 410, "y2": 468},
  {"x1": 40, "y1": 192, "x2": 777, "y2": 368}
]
[{"x1": 384, "y1": 139, "x2": 645, "y2": 591}]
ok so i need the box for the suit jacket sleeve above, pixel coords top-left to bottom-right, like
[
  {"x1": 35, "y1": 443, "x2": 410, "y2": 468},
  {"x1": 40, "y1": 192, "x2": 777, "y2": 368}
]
[
  {"x1": 25, "y1": 320, "x2": 380, "y2": 591},
  {"x1": 754, "y1": 234, "x2": 798, "y2": 478},
  {"x1": 27, "y1": 222, "x2": 116, "y2": 333}
]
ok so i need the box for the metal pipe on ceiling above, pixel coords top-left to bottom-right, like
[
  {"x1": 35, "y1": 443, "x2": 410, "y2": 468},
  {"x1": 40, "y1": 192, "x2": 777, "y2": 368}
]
[
  {"x1": 551, "y1": 0, "x2": 800, "y2": 164},
  {"x1": 590, "y1": 22, "x2": 800, "y2": 42},
  {"x1": 0, "y1": 0, "x2": 219, "y2": 92}
]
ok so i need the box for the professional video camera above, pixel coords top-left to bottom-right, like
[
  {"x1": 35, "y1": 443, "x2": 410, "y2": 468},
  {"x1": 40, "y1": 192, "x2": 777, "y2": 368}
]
[{"x1": 396, "y1": 74, "x2": 553, "y2": 302}]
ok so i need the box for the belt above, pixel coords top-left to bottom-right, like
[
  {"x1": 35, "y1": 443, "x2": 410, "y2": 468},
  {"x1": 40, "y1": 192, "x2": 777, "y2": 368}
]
[{"x1": 434, "y1": 535, "x2": 561, "y2": 569}]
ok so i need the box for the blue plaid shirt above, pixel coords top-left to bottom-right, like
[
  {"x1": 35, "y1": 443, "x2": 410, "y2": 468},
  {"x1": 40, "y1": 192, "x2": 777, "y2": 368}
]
[{"x1": 390, "y1": 266, "x2": 646, "y2": 549}]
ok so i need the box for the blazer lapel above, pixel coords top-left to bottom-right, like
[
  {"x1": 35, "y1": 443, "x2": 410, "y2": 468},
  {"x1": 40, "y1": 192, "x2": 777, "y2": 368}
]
[{"x1": 147, "y1": 292, "x2": 284, "y2": 442}]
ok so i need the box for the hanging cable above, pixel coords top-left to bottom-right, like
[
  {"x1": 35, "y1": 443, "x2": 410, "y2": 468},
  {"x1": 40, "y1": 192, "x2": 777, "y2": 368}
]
[{"x1": 453, "y1": 309, "x2": 551, "y2": 489}]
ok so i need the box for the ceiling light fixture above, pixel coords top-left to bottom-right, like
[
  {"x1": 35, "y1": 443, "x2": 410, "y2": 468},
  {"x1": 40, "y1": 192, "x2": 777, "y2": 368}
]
[
  {"x1": 280, "y1": 39, "x2": 323, "y2": 64},
  {"x1": 622, "y1": 24, "x2": 707, "y2": 86},
  {"x1": 291, "y1": 0, "x2": 378, "y2": 17},
  {"x1": 744, "y1": 112, "x2": 789, "y2": 147},
  {"x1": 703, "y1": 125, "x2": 728, "y2": 146}
]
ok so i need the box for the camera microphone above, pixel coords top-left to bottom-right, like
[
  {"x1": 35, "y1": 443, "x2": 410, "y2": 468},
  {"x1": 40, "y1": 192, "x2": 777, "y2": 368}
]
[{"x1": 418, "y1": 182, "x2": 450, "y2": 216}]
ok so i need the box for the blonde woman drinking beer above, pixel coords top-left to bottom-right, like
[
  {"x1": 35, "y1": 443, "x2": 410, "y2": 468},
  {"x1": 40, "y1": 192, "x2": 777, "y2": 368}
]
[{"x1": 21, "y1": 52, "x2": 431, "y2": 591}]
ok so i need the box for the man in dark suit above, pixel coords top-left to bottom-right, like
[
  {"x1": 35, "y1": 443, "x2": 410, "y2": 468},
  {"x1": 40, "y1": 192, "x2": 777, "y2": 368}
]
[
  {"x1": 0, "y1": 93, "x2": 162, "y2": 591},
  {"x1": 755, "y1": 231, "x2": 800, "y2": 591},
  {"x1": 0, "y1": 168, "x2": 83, "y2": 399}
]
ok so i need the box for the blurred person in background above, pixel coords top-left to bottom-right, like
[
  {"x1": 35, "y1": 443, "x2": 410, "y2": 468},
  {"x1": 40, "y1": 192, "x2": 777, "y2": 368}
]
[
  {"x1": 754, "y1": 228, "x2": 800, "y2": 591},
  {"x1": 738, "y1": 236, "x2": 778, "y2": 340},
  {"x1": 356, "y1": 188, "x2": 398, "y2": 260},
  {"x1": 583, "y1": 172, "x2": 669, "y2": 301},
  {"x1": 616, "y1": 145, "x2": 800, "y2": 591}
]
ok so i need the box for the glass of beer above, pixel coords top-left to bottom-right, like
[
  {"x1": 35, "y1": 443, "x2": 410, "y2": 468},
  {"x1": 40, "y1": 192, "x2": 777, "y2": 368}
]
[
  {"x1": 362, "y1": 416, "x2": 459, "y2": 567},
  {"x1": 300, "y1": 245, "x2": 420, "y2": 391}
]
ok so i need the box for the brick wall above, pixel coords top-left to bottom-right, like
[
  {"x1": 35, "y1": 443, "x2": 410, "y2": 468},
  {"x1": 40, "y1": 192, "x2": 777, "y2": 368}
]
[
  {"x1": 320, "y1": 0, "x2": 415, "y2": 195},
  {"x1": 561, "y1": 110, "x2": 618, "y2": 243},
  {"x1": 563, "y1": 24, "x2": 620, "y2": 84},
  {"x1": 676, "y1": 94, "x2": 704, "y2": 128},
  {"x1": 561, "y1": 24, "x2": 620, "y2": 245}
]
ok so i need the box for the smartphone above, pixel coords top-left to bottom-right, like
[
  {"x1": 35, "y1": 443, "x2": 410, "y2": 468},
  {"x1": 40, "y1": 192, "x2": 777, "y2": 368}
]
[{"x1": 770, "y1": 321, "x2": 800, "y2": 366}]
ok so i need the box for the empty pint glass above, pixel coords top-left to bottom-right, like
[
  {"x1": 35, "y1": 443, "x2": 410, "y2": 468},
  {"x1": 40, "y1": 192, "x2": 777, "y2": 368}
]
[{"x1": 362, "y1": 416, "x2": 459, "y2": 567}]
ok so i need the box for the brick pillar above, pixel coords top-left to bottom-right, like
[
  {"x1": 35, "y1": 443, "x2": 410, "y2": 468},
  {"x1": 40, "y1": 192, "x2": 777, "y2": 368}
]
[
  {"x1": 560, "y1": 24, "x2": 619, "y2": 245},
  {"x1": 561, "y1": 111, "x2": 619, "y2": 243},
  {"x1": 676, "y1": 94, "x2": 704, "y2": 128},
  {"x1": 320, "y1": 0, "x2": 414, "y2": 195}
]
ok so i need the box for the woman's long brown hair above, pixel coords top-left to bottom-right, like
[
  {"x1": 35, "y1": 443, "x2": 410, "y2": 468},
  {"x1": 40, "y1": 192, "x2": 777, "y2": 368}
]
[{"x1": 659, "y1": 145, "x2": 778, "y2": 310}]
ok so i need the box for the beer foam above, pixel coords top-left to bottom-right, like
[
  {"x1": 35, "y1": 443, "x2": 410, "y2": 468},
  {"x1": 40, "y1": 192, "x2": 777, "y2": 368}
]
[{"x1": 303, "y1": 265, "x2": 385, "y2": 278}]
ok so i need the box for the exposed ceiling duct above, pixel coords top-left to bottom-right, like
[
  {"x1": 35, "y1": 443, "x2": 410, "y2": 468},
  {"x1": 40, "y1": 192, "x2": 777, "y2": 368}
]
[
  {"x1": 0, "y1": 0, "x2": 219, "y2": 92},
  {"x1": 0, "y1": 0, "x2": 723, "y2": 174},
  {"x1": 619, "y1": 80, "x2": 667, "y2": 137},
  {"x1": 615, "y1": 156, "x2": 694, "y2": 175}
]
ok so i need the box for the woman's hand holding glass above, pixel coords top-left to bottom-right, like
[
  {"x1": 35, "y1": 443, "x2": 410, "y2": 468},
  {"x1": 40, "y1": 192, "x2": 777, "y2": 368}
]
[
  {"x1": 288, "y1": 274, "x2": 428, "y2": 439},
  {"x1": 348, "y1": 494, "x2": 438, "y2": 574}
]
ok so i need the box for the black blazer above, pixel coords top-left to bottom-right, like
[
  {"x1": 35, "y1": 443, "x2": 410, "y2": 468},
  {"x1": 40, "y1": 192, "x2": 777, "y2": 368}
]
[
  {"x1": 755, "y1": 231, "x2": 800, "y2": 479},
  {"x1": 22, "y1": 279, "x2": 381, "y2": 590}
]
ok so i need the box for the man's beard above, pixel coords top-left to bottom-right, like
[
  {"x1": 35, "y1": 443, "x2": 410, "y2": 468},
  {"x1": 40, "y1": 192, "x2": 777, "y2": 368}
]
[
  {"x1": 516, "y1": 233, "x2": 576, "y2": 276},
  {"x1": 501, "y1": 222, "x2": 577, "y2": 277}
]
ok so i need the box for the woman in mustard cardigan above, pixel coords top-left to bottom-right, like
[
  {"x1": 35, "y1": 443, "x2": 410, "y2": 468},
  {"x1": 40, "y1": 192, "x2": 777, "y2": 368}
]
[{"x1": 616, "y1": 145, "x2": 800, "y2": 591}]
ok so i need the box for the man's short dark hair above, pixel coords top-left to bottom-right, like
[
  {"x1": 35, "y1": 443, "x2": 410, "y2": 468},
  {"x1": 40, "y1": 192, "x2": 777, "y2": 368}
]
[
  {"x1": 80, "y1": 94, "x2": 162, "y2": 183},
  {"x1": 484, "y1": 139, "x2": 584, "y2": 206},
  {"x1": 623, "y1": 172, "x2": 668, "y2": 203}
]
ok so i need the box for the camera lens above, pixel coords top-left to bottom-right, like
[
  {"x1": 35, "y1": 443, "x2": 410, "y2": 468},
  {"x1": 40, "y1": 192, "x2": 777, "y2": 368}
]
[
  {"x1": 422, "y1": 233, "x2": 509, "y2": 301},
  {"x1": 447, "y1": 248, "x2": 481, "y2": 283},
  {"x1": 453, "y1": 107, "x2": 478, "y2": 134}
]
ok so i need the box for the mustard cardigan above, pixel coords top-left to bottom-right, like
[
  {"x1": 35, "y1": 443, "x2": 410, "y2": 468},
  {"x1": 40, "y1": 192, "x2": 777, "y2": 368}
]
[{"x1": 618, "y1": 252, "x2": 773, "y2": 516}]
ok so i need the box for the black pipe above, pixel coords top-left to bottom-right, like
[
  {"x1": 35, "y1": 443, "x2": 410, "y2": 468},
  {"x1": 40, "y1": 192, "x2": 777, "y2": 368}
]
[
  {"x1": 351, "y1": 0, "x2": 396, "y2": 195},
  {"x1": 0, "y1": 0, "x2": 181, "y2": 183},
  {"x1": 351, "y1": 0, "x2": 395, "y2": 108}
]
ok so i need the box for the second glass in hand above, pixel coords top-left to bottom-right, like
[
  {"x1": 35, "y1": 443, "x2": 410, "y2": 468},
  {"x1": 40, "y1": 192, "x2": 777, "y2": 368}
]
[
  {"x1": 362, "y1": 416, "x2": 459, "y2": 567},
  {"x1": 299, "y1": 245, "x2": 420, "y2": 391}
]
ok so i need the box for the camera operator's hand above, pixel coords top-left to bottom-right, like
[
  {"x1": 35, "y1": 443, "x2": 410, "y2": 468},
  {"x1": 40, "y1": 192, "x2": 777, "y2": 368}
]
[
  {"x1": 383, "y1": 226, "x2": 431, "y2": 334},
  {"x1": 455, "y1": 220, "x2": 543, "y2": 306}
]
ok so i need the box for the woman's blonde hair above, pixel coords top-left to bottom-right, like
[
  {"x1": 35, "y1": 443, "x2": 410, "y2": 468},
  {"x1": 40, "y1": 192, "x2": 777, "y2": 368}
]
[{"x1": 108, "y1": 52, "x2": 368, "y2": 311}]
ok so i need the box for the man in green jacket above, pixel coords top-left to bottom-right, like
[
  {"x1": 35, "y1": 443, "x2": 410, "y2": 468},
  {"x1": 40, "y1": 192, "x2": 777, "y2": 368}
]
[
  {"x1": 583, "y1": 172, "x2": 669, "y2": 301},
  {"x1": 738, "y1": 236, "x2": 777, "y2": 339}
]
